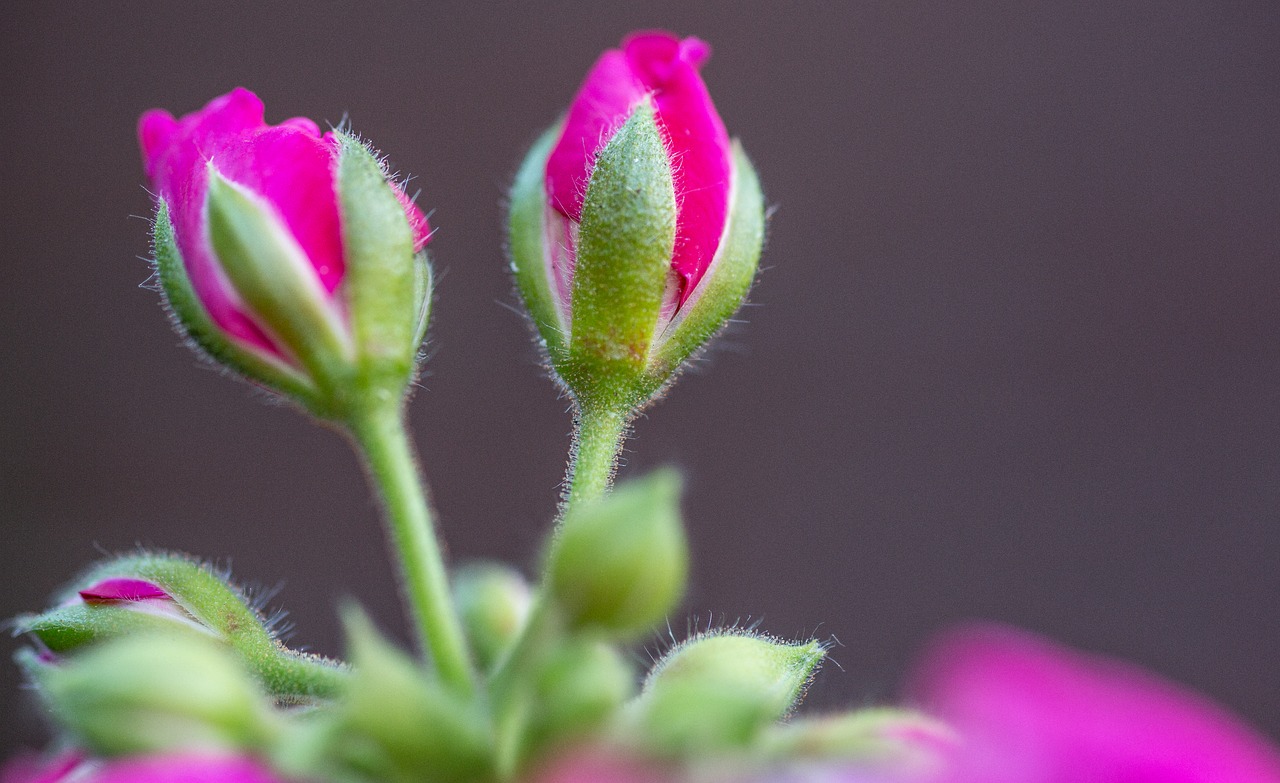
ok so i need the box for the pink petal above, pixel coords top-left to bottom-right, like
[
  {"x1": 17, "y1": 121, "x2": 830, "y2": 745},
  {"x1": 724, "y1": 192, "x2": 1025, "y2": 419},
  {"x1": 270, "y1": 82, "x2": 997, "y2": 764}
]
[
  {"x1": 545, "y1": 49, "x2": 648, "y2": 223},
  {"x1": 93, "y1": 754, "x2": 284, "y2": 783},
  {"x1": 907, "y1": 623, "x2": 1280, "y2": 783},
  {"x1": 78, "y1": 578, "x2": 169, "y2": 603},
  {"x1": 623, "y1": 33, "x2": 731, "y2": 304},
  {"x1": 137, "y1": 88, "x2": 343, "y2": 360},
  {"x1": 544, "y1": 33, "x2": 733, "y2": 310}
]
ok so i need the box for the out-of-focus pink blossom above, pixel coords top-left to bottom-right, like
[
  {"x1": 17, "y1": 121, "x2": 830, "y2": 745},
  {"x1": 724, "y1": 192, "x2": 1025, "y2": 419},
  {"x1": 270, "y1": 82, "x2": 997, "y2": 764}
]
[
  {"x1": 138, "y1": 88, "x2": 431, "y2": 365},
  {"x1": 907, "y1": 623, "x2": 1280, "y2": 783},
  {"x1": 544, "y1": 30, "x2": 733, "y2": 317},
  {"x1": 2, "y1": 752, "x2": 286, "y2": 783}
]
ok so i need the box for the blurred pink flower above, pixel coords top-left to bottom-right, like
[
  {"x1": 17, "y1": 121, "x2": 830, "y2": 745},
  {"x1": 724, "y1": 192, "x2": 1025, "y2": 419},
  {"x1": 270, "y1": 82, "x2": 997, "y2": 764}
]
[
  {"x1": 907, "y1": 623, "x2": 1280, "y2": 783},
  {"x1": 2, "y1": 752, "x2": 285, "y2": 783}
]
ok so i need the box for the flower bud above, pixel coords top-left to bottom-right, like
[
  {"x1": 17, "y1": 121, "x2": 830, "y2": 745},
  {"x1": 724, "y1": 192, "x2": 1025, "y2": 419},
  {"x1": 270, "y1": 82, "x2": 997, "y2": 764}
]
[
  {"x1": 529, "y1": 639, "x2": 636, "y2": 749},
  {"x1": 140, "y1": 88, "x2": 432, "y2": 417},
  {"x1": 630, "y1": 632, "x2": 825, "y2": 753},
  {"x1": 31, "y1": 632, "x2": 279, "y2": 755},
  {"x1": 325, "y1": 607, "x2": 492, "y2": 783},
  {"x1": 16, "y1": 553, "x2": 345, "y2": 701},
  {"x1": 452, "y1": 562, "x2": 533, "y2": 672},
  {"x1": 510, "y1": 32, "x2": 765, "y2": 412},
  {"x1": 543, "y1": 469, "x2": 687, "y2": 637}
]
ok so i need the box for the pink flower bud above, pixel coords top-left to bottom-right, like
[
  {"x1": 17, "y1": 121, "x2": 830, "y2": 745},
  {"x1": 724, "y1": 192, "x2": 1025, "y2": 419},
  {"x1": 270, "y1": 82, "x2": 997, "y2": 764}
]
[
  {"x1": 138, "y1": 88, "x2": 432, "y2": 398},
  {"x1": 545, "y1": 31, "x2": 731, "y2": 317}
]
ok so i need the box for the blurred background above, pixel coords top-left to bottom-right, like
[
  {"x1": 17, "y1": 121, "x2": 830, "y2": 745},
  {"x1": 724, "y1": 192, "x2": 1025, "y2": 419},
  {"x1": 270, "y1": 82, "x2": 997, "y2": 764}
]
[{"x1": 3, "y1": 0, "x2": 1278, "y2": 754}]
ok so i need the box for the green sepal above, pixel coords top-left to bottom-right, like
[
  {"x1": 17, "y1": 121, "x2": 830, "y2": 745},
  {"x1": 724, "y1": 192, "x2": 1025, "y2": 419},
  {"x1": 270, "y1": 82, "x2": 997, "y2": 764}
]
[
  {"x1": 152, "y1": 203, "x2": 321, "y2": 408},
  {"x1": 544, "y1": 469, "x2": 687, "y2": 637},
  {"x1": 452, "y1": 562, "x2": 532, "y2": 673},
  {"x1": 32, "y1": 631, "x2": 280, "y2": 756},
  {"x1": 508, "y1": 122, "x2": 569, "y2": 363},
  {"x1": 22, "y1": 553, "x2": 346, "y2": 702},
  {"x1": 334, "y1": 133, "x2": 430, "y2": 395},
  {"x1": 206, "y1": 167, "x2": 354, "y2": 385},
  {"x1": 326, "y1": 606, "x2": 492, "y2": 783},
  {"x1": 17, "y1": 602, "x2": 217, "y2": 652},
  {"x1": 629, "y1": 632, "x2": 825, "y2": 754},
  {"x1": 651, "y1": 142, "x2": 765, "y2": 377},
  {"x1": 564, "y1": 101, "x2": 676, "y2": 410}
]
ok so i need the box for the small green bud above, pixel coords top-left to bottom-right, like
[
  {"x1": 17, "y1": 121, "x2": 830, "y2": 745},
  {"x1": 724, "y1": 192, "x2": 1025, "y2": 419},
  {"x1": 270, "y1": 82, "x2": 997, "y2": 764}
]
[
  {"x1": 328, "y1": 607, "x2": 492, "y2": 783},
  {"x1": 529, "y1": 639, "x2": 636, "y2": 750},
  {"x1": 631, "y1": 632, "x2": 825, "y2": 754},
  {"x1": 544, "y1": 470, "x2": 687, "y2": 636},
  {"x1": 453, "y1": 562, "x2": 533, "y2": 672},
  {"x1": 35, "y1": 631, "x2": 277, "y2": 755}
]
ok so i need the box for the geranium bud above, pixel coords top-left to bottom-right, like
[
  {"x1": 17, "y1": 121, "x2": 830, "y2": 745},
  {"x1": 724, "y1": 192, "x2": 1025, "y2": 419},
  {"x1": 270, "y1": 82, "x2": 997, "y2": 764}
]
[
  {"x1": 544, "y1": 470, "x2": 687, "y2": 637},
  {"x1": 529, "y1": 639, "x2": 636, "y2": 749},
  {"x1": 32, "y1": 632, "x2": 279, "y2": 755},
  {"x1": 325, "y1": 606, "x2": 492, "y2": 783},
  {"x1": 140, "y1": 88, "x2": 432, "y2": 417},
  {"x1": 16, "y1": 553, "x2": 345, "y2": 701},
  {"x1": 452, "y1": 562, "x2": 533, "y2": 672},
  {"x1": 510, "y1": 32, "x2": 765, "y2": 412},
  {"x1": 631, "y1": 632, "x2": 825, "y2": 754}
]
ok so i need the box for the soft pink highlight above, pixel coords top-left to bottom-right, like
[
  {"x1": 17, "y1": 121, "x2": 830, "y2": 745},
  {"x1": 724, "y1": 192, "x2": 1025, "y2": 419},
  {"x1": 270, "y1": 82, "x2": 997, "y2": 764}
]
[
  {"x1": 138, "y1": 88, "x2": 431, "y2": 361},
  {"x1": 2, "y1": 752, "x2": 286, "y2": 783},
  {"x1": 907, "y1": 623, "x2": 1280, "y2": 783},
  {"x1": 545, "y1": 32, "x2": 733, "y2": 310}
]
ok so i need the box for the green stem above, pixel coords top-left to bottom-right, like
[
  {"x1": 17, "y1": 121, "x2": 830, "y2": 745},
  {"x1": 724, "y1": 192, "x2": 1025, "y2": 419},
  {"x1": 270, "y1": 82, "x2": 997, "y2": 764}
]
[
  {"x1": 348, "y1": 403, "x2": 475, "y2": 694},
  {"x1": 564, "y1": 403, "x2": 629, "y2": 511},
  {"x1": 489, "y1": 598, "x2": 557, "y2": 779}
]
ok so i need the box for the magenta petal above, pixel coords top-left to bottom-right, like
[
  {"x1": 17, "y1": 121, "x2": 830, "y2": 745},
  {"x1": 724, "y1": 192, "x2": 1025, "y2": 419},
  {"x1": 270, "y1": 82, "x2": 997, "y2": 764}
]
[
  {"x1": 623, "y1": 33, "x2": 732, "y2": 304},
  {"x1": 137, "y1": 87, "x2": 346, "y2": 358},
  {"x1": 78, "y1": 578, "x2": 169, "y2": 603},
  {"x1": 907, "y1": 623, "x2": 1280, "y2": 783},
  {"x1": 545, "y1": 49, "x2": 648, "y2": 222},
  {"x1": 93, "y1": 754, "x2": 285, "y2": 783}
]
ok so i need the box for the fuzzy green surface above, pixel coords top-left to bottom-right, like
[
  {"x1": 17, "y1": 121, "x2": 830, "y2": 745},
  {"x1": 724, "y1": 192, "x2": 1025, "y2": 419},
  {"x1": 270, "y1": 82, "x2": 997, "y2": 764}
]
[
  {"x1": 508, "y1": 123, "x2": 567, "y2": 363},
  {"x1": 563, "y1": 103, "x2": 676, "y2": 411}
]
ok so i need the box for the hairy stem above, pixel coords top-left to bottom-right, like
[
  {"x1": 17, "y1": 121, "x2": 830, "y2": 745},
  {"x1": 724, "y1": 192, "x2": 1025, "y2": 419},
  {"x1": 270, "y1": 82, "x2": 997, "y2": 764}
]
[
  {"x1": 348, "y1": 403, "x2": 475, "y2": 694},
  {"x1": 564, "y1": 403, "x2": 629, "y2": 511}
]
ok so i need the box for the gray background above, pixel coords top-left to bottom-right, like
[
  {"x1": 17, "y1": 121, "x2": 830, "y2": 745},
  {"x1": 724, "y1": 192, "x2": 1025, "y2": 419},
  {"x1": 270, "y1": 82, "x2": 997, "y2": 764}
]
[{"x1": 3, "y1": 0, "x2": 1278, "y2": 754}]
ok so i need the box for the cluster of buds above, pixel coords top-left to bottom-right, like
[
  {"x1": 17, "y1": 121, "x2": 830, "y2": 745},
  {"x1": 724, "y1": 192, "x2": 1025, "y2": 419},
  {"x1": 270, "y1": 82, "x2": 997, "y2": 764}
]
[{"x1": 8, "y1": 27, "x2": 1280, "y2": 783}]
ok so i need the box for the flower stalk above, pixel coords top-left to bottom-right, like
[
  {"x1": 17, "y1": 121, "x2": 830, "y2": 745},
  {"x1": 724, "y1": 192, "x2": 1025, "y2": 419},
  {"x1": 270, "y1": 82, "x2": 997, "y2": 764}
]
[{"x1": 347, "y1": 402, "x2": 475, "y2": 694}]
